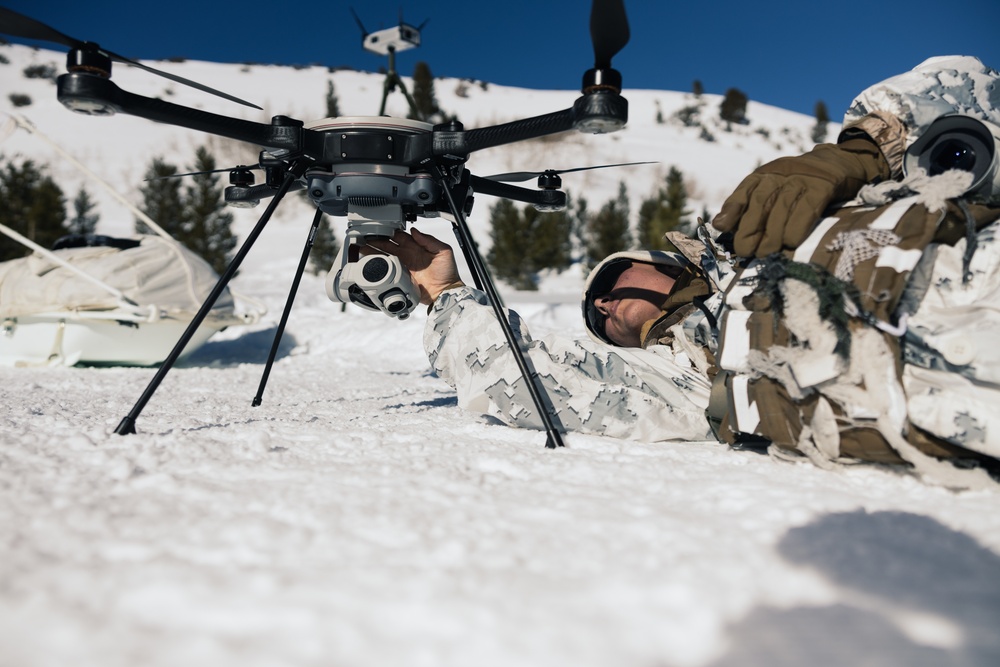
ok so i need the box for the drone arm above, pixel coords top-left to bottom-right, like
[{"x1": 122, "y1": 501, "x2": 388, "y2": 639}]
[
  {"x1": 469, "y1": 175, "x2": 566, "y2": 210},
  {"x1": 225, "y1": 180, "x2": 305, "y2": 206},
  {"x1": 461, "y1": 109, "x2": 576, "y2": 154},
  {"x1": 56, "y1": 73, "x2": 302, "y2": 151},
  {"x1": 458, "y1": 89, "x2": 629, "y2": 156}
]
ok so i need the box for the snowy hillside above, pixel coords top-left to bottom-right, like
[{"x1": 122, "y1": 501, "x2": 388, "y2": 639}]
[{"x1": 2, "y1": 43, "x2": 999, "y2": 667}]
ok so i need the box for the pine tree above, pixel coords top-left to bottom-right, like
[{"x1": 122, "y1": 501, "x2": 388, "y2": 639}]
[
  {"x1": 487, "y1": 199, "x2": 534, "y2": 290},
  {"x1": 486, "y1": 198, "x2": 575, "y2": 291},
  {"x1": 137, "y1": 157, "x2": 185, "y2": 238},
  {"x1": 662, "y1": 167, "x2": 693, "y2": 238},
  {"x1": 183, "y1": 146, "x2": 237, "y2": 275},
  {"x1": 812, "y1": 100, "x2": 830, "y2": 144},
  {"x1": 636, "y1": 196, "x2": 660, "y2": 248},
  {"x1": 325, "y1": 79, "x2": 341, "y2": 117},
  {"x1": 0, "y1": 158, "x2": 66, "y2": 262},
  {"x1": 410, "y1": 61, "x2": 441, "y2": 122},
  {"x1": 308, "y1": 214, "x2": 340, "y2": 276},
  {"x1": 67, "y1": 187, "x2": 99, "y2": 236},
  {"x1": 524, "y1": 203, "x2": 573, "y2": 275},
  {"x1": 720, "y1": 88, "x2": 748, "y2": 125},
  {"x1": 583, "y1": 181, "x2": 632, "y2": 270},
  {"x1": 692, "y1": 80, "x2": 704, "y2": 97},
  {"x1": 571, "y1": 193, "x2": 591, "y2": 263},
  {"x1": 637, "y1": 167, "x2": 692, "y2": 250}
]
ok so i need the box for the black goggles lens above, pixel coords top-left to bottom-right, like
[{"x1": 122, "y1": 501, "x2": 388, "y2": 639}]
[
  {"x1": 590, "y1": 259, "x2": 633, "y2": 298},
  {"x1": 584, "y1": 259, "x2": 633, "y2": 342}
]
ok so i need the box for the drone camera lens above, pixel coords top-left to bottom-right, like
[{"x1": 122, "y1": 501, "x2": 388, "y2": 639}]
[
  {"x1": 929, "y1": 139, "x2": 977, "y2": 175},
  {"x1": 380, "y1": 290, "x2": 409, "y2": 315}
]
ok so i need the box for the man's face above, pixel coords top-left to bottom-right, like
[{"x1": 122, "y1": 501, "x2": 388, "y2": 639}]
[{"x1": 592, "y1": 263, "x2": 677, "y2": 347}]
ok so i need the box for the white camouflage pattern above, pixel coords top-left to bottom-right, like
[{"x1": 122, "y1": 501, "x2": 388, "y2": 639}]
[
  {"x1": 903, "y1": 219, "x2": 1000, "y2": 458},
  {"x1": 843, "y1": 55, "x2": 1000, "y2": 148},
  {"x1": 424, "y1": 287, "x2": 714, "y2": 442}
]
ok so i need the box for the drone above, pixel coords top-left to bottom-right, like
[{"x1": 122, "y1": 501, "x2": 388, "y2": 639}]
[
  {"x1": 0, "y1": 1, "x2": 634, "y2": 448},
  {"x1": 350, "y1": 8, "x2": 426, "y2": 117}
]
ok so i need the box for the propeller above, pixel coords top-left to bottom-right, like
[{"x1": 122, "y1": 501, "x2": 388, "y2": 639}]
[
  {"x1": 349, "y1": 7, "x2": 370, "y2": 36},
  {"x1": 0, "y1": 7, "x2": 262, "y2": 110},
  {"x1": 590, "y1": 0, "x2": 630, "y2": 70},
  {"x1": 485, "y1": 161, "x2": 656, "y2": 183},
  {"x1": 401, "y1": 10, "x2": 429, "y2": 32}
]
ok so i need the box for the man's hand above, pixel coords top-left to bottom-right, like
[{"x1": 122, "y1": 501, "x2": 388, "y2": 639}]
[
  {"x1": 363, "y1": 228, "x2": 464, "y2": 306},
  {"x1": 711, "y1": 138, "x2": 891, "y2": 258}
]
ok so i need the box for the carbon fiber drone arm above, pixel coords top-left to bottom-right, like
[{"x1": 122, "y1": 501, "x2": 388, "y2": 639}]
[
  {"x1": 458, "y1": 91, "x2": 629, "y2": 154},
  {"x1": 462, "y1": 109, "x2": 577, "y2": 153},
  {"x1": 468, "y1": 175, "x2": 567, "y2": 210},
  {"x1": 57, "y1": 72, "x2": 305, "y2": 152}
]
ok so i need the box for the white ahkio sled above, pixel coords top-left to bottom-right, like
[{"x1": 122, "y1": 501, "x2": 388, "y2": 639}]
[{"x1": 0, "y1": 114, "x2": 264, "y2": 367}]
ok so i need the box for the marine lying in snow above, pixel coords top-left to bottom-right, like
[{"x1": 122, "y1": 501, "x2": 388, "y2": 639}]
[{"x1": 366, "y1": 55, "x2": 1000, "y2": 488}]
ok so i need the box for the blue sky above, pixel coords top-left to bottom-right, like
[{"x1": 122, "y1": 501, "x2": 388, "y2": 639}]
[{"x1": 3, "y1": 0, "x2": 999, "y2": 119}]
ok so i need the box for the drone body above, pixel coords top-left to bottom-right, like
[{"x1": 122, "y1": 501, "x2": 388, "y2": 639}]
[{"x1": 362, "y1": 22, "x2": 421, "y2": 57}]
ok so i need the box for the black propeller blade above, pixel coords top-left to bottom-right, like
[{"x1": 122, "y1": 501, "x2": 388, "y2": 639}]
[
  {"x1": 590, "y1": 0, "x2": 630, "y2": 70},
  {"x1": 485, "y1": 161, "x2": 656, "y2": 183},
  {"x1": 349, "y1": 7, "x2": 369, "y2": 36},
  {"x1": 0, "y1": 7, "x2": 262, "y2": 110},
  {"x1": 0, "y1": 5, "x2": 80, "y2": 45}
]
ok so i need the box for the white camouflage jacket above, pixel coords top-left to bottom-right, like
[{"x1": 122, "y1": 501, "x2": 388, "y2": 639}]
[{"x1": 424, "y1": 286, "x2": 715, "y2": 442}]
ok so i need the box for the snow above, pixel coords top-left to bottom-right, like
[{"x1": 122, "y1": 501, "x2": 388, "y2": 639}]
[{"x1": 2, "y1": 44, "x2": 999, "y2": 667}]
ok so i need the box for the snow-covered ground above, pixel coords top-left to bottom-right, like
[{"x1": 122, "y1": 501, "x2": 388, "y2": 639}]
[{"x1": 1, "y1": 44, "x2": 999, "y2": 667}]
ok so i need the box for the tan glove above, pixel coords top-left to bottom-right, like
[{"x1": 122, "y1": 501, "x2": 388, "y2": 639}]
[{"x1": 712, "y1": 138, "x2": 891, "y2": 257}]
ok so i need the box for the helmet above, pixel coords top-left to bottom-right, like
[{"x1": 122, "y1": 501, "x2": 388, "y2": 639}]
[{"x1": 582, "y1": 249, "x2": 690, "y2": 346}]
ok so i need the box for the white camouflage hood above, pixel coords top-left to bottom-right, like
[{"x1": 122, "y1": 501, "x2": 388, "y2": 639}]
[{"x1": 843, "y1": 55, "x2": 1000, "y2": 148}]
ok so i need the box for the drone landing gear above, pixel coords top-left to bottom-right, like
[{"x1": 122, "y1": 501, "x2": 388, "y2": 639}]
[
  {"x1": 433, "y1": 166, "x2": 566, "y2": 449},
  {"x1": 114, "y1": 166, "x2": 566, "y2": 449},
  {"x1": 251, "y1": 207, "x2": 324, "y2": 407},
  {"x1": 379, "y1": 47, "x2": 419, "y2": 118},
  {"x1": 113, "y1": 165, "x2": 303, "y2": 435}
]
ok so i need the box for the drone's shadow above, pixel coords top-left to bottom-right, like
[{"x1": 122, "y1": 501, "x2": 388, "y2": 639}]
[
  {"x1": 708, "y1": 509, "x2": 1000, "y2": 667},
  {"x1": 177, "y1": 326, "x2": 298, "y2": 368}
]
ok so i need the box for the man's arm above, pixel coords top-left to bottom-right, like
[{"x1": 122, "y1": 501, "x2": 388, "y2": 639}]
[
  {"x1": 711, "y1": 134, "x2": 892, "y2": 258},
  {"x1": 367, "y1": 229, "x2": 716, "y2": 442},
  {"x1": 425, "y1": 285, "x2": 715, "y2": 442},
  {"x1": 711, "y1": 56, "x2": 1000, "y2": 259}
]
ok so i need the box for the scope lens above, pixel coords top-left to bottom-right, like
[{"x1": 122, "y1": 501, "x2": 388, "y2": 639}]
[{"x1": 929, "y1": 139, "x2": 977, "y2": 175}]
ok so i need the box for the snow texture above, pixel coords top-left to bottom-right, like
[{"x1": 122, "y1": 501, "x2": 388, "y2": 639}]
[{"x1": 1, "y1": 44, "x2": 999, "y2": 667}]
